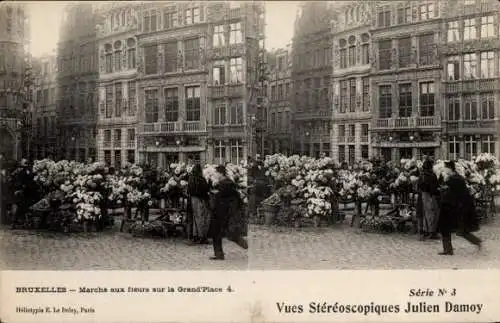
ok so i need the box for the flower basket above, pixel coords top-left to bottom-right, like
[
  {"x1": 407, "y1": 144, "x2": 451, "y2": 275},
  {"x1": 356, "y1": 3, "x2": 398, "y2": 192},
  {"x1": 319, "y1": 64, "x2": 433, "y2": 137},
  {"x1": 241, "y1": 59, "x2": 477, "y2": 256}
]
[{"x1": 262, "y1": 203, "x2": 278, "y2": 226}]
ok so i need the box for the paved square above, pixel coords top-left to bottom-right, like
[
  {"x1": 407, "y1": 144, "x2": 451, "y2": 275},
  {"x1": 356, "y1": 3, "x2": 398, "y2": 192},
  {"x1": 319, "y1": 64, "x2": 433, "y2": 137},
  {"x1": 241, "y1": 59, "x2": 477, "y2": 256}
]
[
  {"x1": 0, "y1": 219, "x2": 247, "y2": 270},
  {"x1": 249, "y1": 217, "x2": 500, "y2": 270}
]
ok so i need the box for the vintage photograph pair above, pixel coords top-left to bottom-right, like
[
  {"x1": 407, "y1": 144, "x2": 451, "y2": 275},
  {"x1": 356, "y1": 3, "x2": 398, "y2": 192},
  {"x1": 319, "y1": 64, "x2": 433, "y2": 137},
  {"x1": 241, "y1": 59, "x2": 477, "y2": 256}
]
[{"x1": 1, "y1": 0, "x2": 499, "y2": 322}]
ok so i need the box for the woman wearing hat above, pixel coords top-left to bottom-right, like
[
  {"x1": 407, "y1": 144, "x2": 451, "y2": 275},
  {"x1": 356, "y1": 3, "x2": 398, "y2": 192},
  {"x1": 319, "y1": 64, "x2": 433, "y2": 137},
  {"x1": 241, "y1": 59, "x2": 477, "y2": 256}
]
[{"x1": 438, "y1": 160, "x2": 482, "y2": 255}]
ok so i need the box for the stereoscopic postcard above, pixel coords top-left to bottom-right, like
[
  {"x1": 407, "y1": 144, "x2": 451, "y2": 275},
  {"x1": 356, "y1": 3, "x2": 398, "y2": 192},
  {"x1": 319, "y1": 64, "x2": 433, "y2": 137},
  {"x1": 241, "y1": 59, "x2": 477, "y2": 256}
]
[{"x1": 1, "y1": 0, "x2": 499, "y2": 322}]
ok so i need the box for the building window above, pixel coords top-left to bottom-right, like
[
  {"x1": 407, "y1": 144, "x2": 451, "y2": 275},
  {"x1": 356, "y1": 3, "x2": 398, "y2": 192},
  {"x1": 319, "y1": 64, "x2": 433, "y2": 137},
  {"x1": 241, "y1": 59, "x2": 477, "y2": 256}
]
[
  {"x1": 379, "y1": 85, "x2": 392, "y2": 118},
  {"x1": 114, "y1": 129, "x2": 121, "y2": 147},
  {"x1": 348, "y1": 45, "x2": 356, "y2": 66},
  {"x1": 480, "y1": 51, "x2": 495, "y2": 78},
  {"x1": 447, "y1": 21, "x2": 459, "y2": 43},
  {"x1": 349, "y1": 78, "x2": 356, "y2": 112},
  {"x1": 361, "y1": 123, "x2": 369, "y2": 138},
  {"x1": 213, "y1": 60, "x2": 225, "y2": 85},
  {"x1": 362, "y1": 77, "x2": 369, "y2": 111},
  {"x1": 419, "y1": 82, "x2": 435, "y2": 117},
  {"x1": 361, "y1": 43, "x2": 369, "y2": 64},
  {"x1": 482, "y1": 135, "x2": 495, "y2": 154},
  {"x1": 481, "y1": 97, "x2": 495, "y2": 119},
  {"x1": 185, "y1": 86, "x2": 201, "y2": 121},
  {"x1": 348, "y1": 145, "x2": 355, "y2": 165},
  {"x1": 229, "y1": 22, "x2": 242, "y2": 44},
  {"x1": 377, "y1": 6, "x2": 391, "y2": 27},
  {"x1": 447, "y1": 56, "x2": 460, "y2": 80},
  {"x1": 184, "y1": 38, "x2": 200, "y2": 70},
  {"x1": 338, "y1": 145, "x2": 346, "y2": 163},
  {"x1": 164, "y1": 41, "x2": 178, "y2": 73},
  {"x1": 145, "y1": 89, "x2": 159, "y2": 123},
  {"x1": 144, "y1": 45, "x2": 158, "y2": 75},
  {"x1": 339, "y1": 48, "x2": 347, "y2": 69},
  {"x1": 464, "y1": 53, "x2": 478, "y2": 79},
  {"x1": 164, "y1": 88, "x2": 179, "y2": 122},
  {"x1": 214, "y1": 140, "x2": 226, "y2": 165},
  {"x1": 271, "y1": 85, "x2": 276, "y2": 101},
  {"x1": 399, "y1": 84, "x2": 412, "y2": 117},
  {"x1": 481, "y1": 16, "x2": 494, "y2": 38},
  {"x1": 361, "y1": 145, "x2": 369, "y2": 159},
  {"x1": 213, "y1": 103, "x2": 226, "y2": 126},
  {"x1": 105, "y1": 53, "x2": 112, "y2": 73},
  {"x1": 418, "y1": 34, "x2": 434, "y2": 66},
  {"x1": 464, "y1": 18, "x2": 477, "y2": 41},
  {"x1": 105, "y1": 85, "x2": 113, "y2": 118},
  {"x1": 419, "y1": 2, "x2": 434, "y2": 20},
  {"x1": 229, "y1": 102, "x2": 243, "y2": 124},
  {"x1": 464, "y1": 135, "x2": 477, "y2": 160},
  {"x1": 127, "y1": 150, "x2": 135, "y2": 164},
  {"x1": 464, "y1": 96, "x2": 478, "y2": 120},
  {"x1": 104, "y1": 150, "x2": 112, "y2": 165},
  {"x1": 378, "y1": 40, "x2": 392, "y2": 70},
  {"x1": 230, "y1": 57, "x2": 243, "y2": 83},
  {"x1": 213, "y1": 25, "x2": 225, "y2": 47},
  {"x1": 128, "y1": 81, "x2": 136, "y2": 116},
  {"x1": 448, "y1": 136, "x2": 460, "y2": 160},
  {"x1": 185, "y1": 6, "x2": 200, "y2": 25},
  {"x1": 127, "y1": 47, "x2": 136, "y2": 69},
  {"x1": 397, "y1": 3, "x2": 411, "y2": 24},
  {"x1": 398, "y1": 37, "x2": 411, "y2": 68},
  {"x1": 114, "y1": 150, "x2": 121, "y2": 169},
  {"x1": 115, "y1": 83, "x2": 122, "y2": 117},
  {"x1": 448, "y1": 97, "x2": 460, "y2": 121},
  {"x1": 163, "y1": 7, "x2": 177, "y2": 29},
  {"x1": 340, "y1": 80, "x2": 348, "y2": 113},
  {"x1": 465, "y1": 0, "x2": 476, "y2": 5},
  {"x1": 143, "y1": 10, "x2": 158, "y2": 33},
  {"x1": 230, "y1": 139, "x2": 243, "y2": 164},
  {"x1": 127, "y1": 128, "x2": 135, "y2": 145},
  {"x1": 114, "y1": 50, "x2": 122, "y2": 71}
]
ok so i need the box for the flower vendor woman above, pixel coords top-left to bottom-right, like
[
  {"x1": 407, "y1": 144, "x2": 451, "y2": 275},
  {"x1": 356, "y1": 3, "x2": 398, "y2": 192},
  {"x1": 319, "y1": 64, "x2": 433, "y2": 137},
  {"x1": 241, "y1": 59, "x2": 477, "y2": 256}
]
[
  {"x1": 186, "y1": 164, "x2": 211, "y2": 244},
  {"x1": 416, "y1": 159, "x2": 440, "y2": 240}
]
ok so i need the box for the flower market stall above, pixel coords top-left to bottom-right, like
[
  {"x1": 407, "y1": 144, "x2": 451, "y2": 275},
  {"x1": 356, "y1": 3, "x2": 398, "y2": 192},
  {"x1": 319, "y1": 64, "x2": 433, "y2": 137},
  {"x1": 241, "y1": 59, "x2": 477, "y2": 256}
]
[
  {"x1": 256, "y1": 153, "x2": 499, "y2": 233},
  {"x1": 8, "y1": 159, "x2": 248, "y2": 237}
]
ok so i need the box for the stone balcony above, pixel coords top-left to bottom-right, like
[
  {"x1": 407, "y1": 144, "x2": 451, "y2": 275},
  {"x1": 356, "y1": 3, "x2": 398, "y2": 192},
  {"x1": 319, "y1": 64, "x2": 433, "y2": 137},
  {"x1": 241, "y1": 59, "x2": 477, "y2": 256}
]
[
  {"x1": 207, "y1": 84, "x2": 245, "y2": 99},
  {"x1": 372, "y1": 116, "x2": 441, "y2": 130},
  {"x1": 207, "y1": 43, "x2": 246, "y2": 60},
  {"x1": 139, "y1": 120, "x2": 207, "y2": 135},
  {"x1": 443, "y1": 119, "x2": 498, "y2": 133},
  {"x1": 443, "y1": 79, "x2": 500, "y2": 94}
]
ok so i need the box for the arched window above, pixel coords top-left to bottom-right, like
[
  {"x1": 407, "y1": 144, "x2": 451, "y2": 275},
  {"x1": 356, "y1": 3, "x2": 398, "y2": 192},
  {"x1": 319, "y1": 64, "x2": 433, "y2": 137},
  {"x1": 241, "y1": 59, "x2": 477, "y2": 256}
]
[
  {"x1": 113, "y1": 41, "x2": 122, "y2": 71},
  {"x1": 339, "y1": 39, "x2": 347, "y2": 68},
  {"x1": 126, "y1": 38, "x2": 136, "y2": 69},
  {"x1": 348, "y1": 35, "x2": 356, "y2": 66},
  {"x1": 361, "y1": 33, "x2": 370, "y2": 65}
]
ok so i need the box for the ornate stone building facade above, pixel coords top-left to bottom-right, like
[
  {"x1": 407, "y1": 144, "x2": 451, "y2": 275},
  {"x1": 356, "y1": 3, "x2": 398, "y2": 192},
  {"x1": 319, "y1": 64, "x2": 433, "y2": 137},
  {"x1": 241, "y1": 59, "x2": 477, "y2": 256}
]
[
  {"x1": 331, "y1": 2, "x2": 375, "y2": 164},
  {"x1": 266, "y1": 45, "x2": 293, "y2": 155},
  {"x1": 95, "y1": 3, "x2": 140, "y2": 167},
  {"x1": 32, "y1": 53, "x2": 58, "y2": 159},
  {"x1": 369, "y1": 0, "x2": 444, "y2": 162},
  {"x1": 135, "y1": 2, "x2": 264, "y2": 166},
  {"x1": 0, "y1": 3, "x2": 30, "y2": 161},
  {"x1": 440, "y1": 0, "x2": 500, "y2": 160},
  {"x1": 56, "y1": 3, "x2": 99, "y2": 162},
  {"x1": 291, "y1": 2, "x2": 335, "y2": 157}
]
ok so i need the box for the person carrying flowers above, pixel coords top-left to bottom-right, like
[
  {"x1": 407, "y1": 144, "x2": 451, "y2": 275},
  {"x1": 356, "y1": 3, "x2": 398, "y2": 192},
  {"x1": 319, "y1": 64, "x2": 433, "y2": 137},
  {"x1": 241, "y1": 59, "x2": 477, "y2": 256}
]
[
  {"x1": 438, "y1": 161, "x2": 482, "y2": 255},
  {"x1": 208, "y1": 165, "x2": 248, "y2": 260},
  {"x1": 416, "y1": 159, "x2": 440, "y2": 240}
]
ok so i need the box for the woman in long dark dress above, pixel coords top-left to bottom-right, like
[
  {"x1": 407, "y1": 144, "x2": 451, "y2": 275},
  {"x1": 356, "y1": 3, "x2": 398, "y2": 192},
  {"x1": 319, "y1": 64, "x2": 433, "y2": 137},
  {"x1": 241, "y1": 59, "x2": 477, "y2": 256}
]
[
  {"x1": 248, "y1": 162, "x2": 270, "y2": 221},
  {"x1": 209, "y1": 165, "x2": 248, "y2": 260},
  {"x1": 438, "y1": 161, "x2": 482, "y2": 255},
  {"x1": 186, "y1": 164, "x2": 211, "y2": 244},
  {"x1": 416, "y1": 159, "x2": 440, "y2": 240}
]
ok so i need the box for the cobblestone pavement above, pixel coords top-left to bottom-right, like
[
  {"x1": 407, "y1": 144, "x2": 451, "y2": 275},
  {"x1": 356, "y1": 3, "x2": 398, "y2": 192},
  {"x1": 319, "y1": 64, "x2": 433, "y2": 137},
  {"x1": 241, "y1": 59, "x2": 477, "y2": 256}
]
[
  {"x1": 249, "y1": 216, "x2": 500, "y2": 270},
  {"x1": 0, "y1": 219, "x2": 247, "y2": 270}
]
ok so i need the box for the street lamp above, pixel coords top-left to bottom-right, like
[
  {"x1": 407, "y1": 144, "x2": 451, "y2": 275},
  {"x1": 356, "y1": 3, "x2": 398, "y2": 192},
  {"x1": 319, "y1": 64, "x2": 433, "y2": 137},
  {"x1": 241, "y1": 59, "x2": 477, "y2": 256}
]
[
  {"x1": 155, "y1": 140, "x2": 159, "y2": 146},
  {"x1": 409, "y1": 135, "x2": 414, "y2": 141}
]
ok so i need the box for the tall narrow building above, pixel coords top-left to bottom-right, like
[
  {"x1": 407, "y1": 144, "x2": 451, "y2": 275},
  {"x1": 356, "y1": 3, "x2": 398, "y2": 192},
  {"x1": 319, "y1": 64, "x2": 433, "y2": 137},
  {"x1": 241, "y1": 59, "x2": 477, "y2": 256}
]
[
  {"x1": 331, "y1": 2, "x2": 374, "y2": 164},
  {"x1": 95, "y1": 3, "x2": 140, "y2": 167},
  {"x1": 56, "y1": 3, "x2": 99, "y2": 162},
  {"x1": 291, "y1": 2, "x2": 335, "y2": 157},
  {"x1": 440, "y1": 0, "x2": 500, "y2": 160},
  {"x1": 0, "y1": 3, "x2": 30, "y2": 161}
]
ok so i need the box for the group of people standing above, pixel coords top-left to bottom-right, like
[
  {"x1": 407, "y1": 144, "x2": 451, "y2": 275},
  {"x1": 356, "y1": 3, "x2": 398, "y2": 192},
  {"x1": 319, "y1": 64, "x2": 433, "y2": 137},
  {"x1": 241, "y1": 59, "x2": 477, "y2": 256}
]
[
  {"x1": 185, "y1": 164, "x2": 247, "y2": 260},
  {"x1": 416, "y1": 159, "x2": 482, "y2": 255}
]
